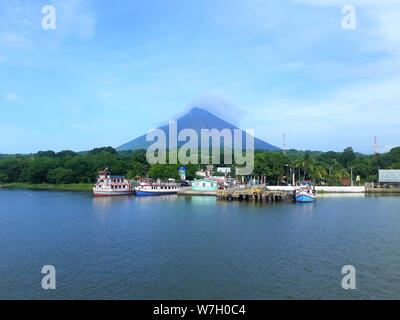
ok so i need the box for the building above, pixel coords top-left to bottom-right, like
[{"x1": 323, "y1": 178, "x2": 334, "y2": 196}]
[
  {"x1": 216, "y1": 167, "x2": 231, "y2": 175},
  {"x1": 379, "y1": 170, "x2": 400, "y2": 187},
  {"x1": 195, "y1": 171, "x2": 207, "y2": 178},
  {"x1": 196, "y1": 165, "x2": 215, "y2": 178},
  {"x1": 192, "y1": 179, "x2": 218, "y2": 191}
]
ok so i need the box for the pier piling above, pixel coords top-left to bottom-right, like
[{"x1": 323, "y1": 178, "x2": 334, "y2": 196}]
[{"x1": 217, "y1": 188, "x2": 293, "y2": 203}]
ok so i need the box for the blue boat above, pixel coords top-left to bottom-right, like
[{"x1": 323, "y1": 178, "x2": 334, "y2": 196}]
[
  {"x1": 295, "y1": 181, "x2": 316, "y2": 203},
  {"x1": 135, "y1": 190, "x2": 179, "y2": 196}
]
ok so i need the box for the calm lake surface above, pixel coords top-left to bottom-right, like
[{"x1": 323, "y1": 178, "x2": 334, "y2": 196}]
[{"x1": 1, "y1": 189, "x2": 400, "y2": 300}]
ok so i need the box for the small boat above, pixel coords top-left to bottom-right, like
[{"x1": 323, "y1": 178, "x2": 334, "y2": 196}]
[
  {"x1": 295, "y1": 181, "x2": 316, "y2": 203},
  {"x1": 135, "y1": 178, "x2": 181, "y2": 196},
  {"x1": 93, "y1": 168, "x2": 135, "y2": 197}
]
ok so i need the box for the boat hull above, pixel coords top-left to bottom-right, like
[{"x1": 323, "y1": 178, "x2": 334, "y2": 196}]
[
  {"x1": 93, "y1": 190, "x2": 135, "y2": 197},
  {"x1": 295, "y1": 194, "x2": 315, "y2": 203},
  {"x1": 135, "y1": 190, "x2": 179, "y2": 196}
]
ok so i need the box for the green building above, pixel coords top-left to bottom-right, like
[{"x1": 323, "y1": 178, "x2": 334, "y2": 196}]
[{"x1": 192, "y1": 179, "x2": 218, "y2": 191}]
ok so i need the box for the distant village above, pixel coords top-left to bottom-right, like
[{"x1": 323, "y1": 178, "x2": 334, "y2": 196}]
[{"x1": 1, "y1": 146, "x2": 400, "y2": 195}]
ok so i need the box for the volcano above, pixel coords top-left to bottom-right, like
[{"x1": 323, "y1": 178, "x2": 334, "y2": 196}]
[{"x1": 117, "y1": 107, "x2": 279, "y2": 151}]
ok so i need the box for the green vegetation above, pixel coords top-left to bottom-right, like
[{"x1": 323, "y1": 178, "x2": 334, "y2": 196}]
[
  {"x1": 252, "y1": 146, "x2": 400, "y2": 185},
  {"x1": 0, "y1": 183, "x2": 93, "y2": 192},
  {"x1": 0, "y1": 146, "x2": 399, "y2": 190},
  {"x1": 0, "y1": 147, "x2": 198, "y2": 189}
]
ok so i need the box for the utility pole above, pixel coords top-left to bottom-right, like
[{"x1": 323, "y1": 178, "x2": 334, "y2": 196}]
[
  {"x1": 350, "y1": 166, "x2": 354, "y2": 187},
  {"x1": 282, "y1": 133, "x2": 287, "y2": 155},
  {"x1": 285, "y1": 164, "x2": 289, "y2": 186},
  {"x1": 373, "y1": 136, "x2": 379, "y2": 156}
]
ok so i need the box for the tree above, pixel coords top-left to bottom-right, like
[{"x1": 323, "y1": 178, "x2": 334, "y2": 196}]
[
  {"x1": 0, "y1": 159, "x2": 25, "y2": 182},
  {"x1": 89, "y1": 147, "x2": 117, "y2": 155},
  {"x1": 339, "y1": 147, "x2": 356, "y2": 168},
  {"x1": 37, "y1": 150, "x2": 56, "y2": 158},
  {"x1": 253, "y1": 152, "x2": 289, "y2": 185},
  {"x1": 127, "y1": 162, "x2": 149, "y2": 179},
  {"x1": 56, "y1": 150, "x2": 77, "y2": 158},
  {"x1": 20, "y1": 159, "x2": 58, "y2": 183},
  {"x1": 47, "y1": 168, "x2": 74, "y2": 184},
  {"x1": 64, "y1": 157, "x2": 96, "y2": 183},
  {"x1": 309, "y1": 163, "x2": 328, "y2": 183},
  {"x1": 148, "y1": 164, "x2": 180, "y2": 180},
  {"x1": 1, "y1": 144, "x2": 399, "y2": 186},
  {"x1": 0, "y1": 172, "x2": 8, "y2": 183}
]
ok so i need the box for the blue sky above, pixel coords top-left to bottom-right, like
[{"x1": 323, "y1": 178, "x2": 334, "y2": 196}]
[{"x1": 1, "y1": 0, "x2": 399, "y2": 154}]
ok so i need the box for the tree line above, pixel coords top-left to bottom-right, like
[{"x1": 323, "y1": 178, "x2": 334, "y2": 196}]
[{"x1": 0, "y1": 146, "x2": 399, "y2": 185}]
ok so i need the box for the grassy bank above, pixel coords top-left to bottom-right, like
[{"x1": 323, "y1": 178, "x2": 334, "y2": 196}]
[{"x1": 0, "y1": 183, "x2": 93, "y2": 192}]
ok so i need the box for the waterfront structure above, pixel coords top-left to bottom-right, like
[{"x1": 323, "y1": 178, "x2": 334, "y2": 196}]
[
  {"x1": 192, "y1": 179, "x2": 218, "y2": 191},
  {"x1": 93, "y1": 168, "x2": 134, "y2": 197},
  {"x1": 378, "y1": 170, "x2": 400, "y2": 188},
  {"x1": 217, "y1": 187, "x2": 293, "y2": 202},
  {"x1": 135, "y1": 178, "x2": 181, "y2": 196}
]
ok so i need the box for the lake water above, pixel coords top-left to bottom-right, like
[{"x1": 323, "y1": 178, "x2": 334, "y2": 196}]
[{"x1": 1, "y1": 189, "x2": 400, "y2": 300}]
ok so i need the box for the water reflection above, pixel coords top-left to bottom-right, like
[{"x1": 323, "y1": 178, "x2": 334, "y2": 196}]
[
  {"x1": 366, "y1": 193, "x2": 400, "y2": 198},
  {"x1": 317, "y1": 193, "x2": 365, "y2": 198},
  {"x1": 93, "y1": 195, "x2": 134, "y2": 207},
  {"x1": 183, "y1": 196, "x2": 216, "y2": 205},
  {"x1": 294, "y1": 202, "x2": 316, "y2": 213},
  {"x1": 134, "y1": 194, "x2": 178, "y2": 204}
]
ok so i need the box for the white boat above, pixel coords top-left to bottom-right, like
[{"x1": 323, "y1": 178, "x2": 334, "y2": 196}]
[
  {"x1": 93, "y1": 168, "x2": 135, "y2": 197},
  {"x1": 135, "y1": 178, "x2": 181, "y2": 196},
  {"x1": 295, "y1": 181, "x2": 316, "y2": 203}
]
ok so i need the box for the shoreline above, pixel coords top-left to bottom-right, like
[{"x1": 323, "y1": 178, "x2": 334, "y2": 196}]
[
  {"x1": 1, "y1": 183, "x2": 400, "y2": 195},
  {"x1": 0, "y1": 183, "x2": 93, "y2": 192}
]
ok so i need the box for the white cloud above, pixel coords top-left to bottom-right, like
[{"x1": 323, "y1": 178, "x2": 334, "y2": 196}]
[
  {"x1": 367, "y1": 6, "x2": 400, "y2": 55},
  {"x1": 187, "y1": 90, "x2": 249, "y2": 126},
  {"x1": 293, "y1": 0, "x2": 400, "y2": 55},
  {"x1": 0, "y1": 33, "x2": 30, "y2": 48},
  {"x1": 0, "y1": 0, "x2": 96, "y2": 52},
  {"x1": 382, "y1": 144, "x2": 397, "y2": 153},
  {"x1": 5, "y1": 93, "x2": 20, "y2": 101},
  {"x1": 292, "y1": 0, "x2": 399, "y2": 7},
  {"x1": 55, "y1": 0, "x2": 96, "y2": 39},
  {"x1": 250, "y1": 75, "x2": 400, "y2": 152}
]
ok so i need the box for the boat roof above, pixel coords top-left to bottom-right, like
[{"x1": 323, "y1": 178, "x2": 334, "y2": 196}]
[{"x1": 194, "y1": 179, "x2": 219, "y2": 183}]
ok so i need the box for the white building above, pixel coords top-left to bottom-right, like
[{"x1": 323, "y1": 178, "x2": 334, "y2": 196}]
[
  {"x1": 216, "y1": 167, "x2": 231, "y2": 175},
  {"x1": 379, "y1": 170, "x2": 400, "y2": 187}
]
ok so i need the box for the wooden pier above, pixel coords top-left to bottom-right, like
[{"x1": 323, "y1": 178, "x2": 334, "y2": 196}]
[{"x1": 217, "y1": 187, "x2": 294, "y2": 203}]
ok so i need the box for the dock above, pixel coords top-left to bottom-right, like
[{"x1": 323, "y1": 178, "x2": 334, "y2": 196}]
[
  {"x1": 366, "y1": 187, "x2": 400, "y2": 193},
  {"x1": 217, "y1": 187, "x2": 294, "y2": 202},
  {"x1": 178, "y1": 187, "x2": 217, "y2": 196}
]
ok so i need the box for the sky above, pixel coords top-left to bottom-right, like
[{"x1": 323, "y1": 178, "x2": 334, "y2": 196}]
[{"x1": 1, "y1": 0, "x2": 399, "y2": 154}]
